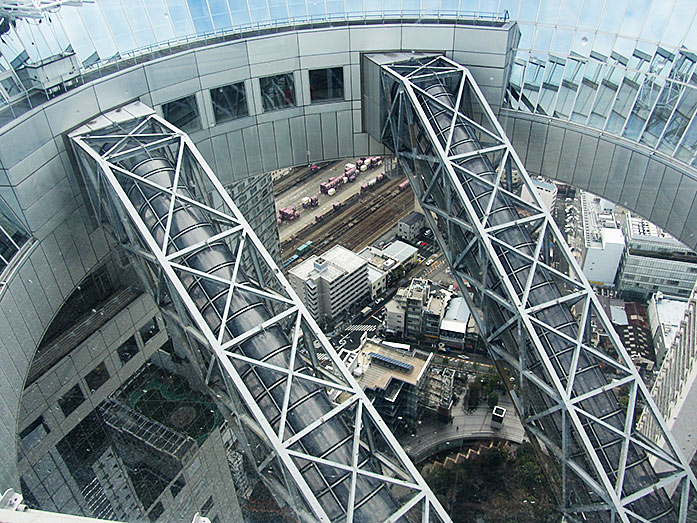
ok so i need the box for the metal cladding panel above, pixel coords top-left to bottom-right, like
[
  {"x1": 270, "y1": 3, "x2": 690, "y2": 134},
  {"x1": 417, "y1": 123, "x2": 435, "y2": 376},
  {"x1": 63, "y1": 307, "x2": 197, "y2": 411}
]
[
  {"x1": 348, "y1": 25, "x2": 401, "y2": 51},
  {"x1": 511, "y1": 118, "x2": 531, "y2": 165},
  {"x1": 211, "y1": 133, "x2": 234, "y2": 185},
  {"x1": 321, "y1": 112, "x2": 338, "y2": 160},
  {"x1": 0, "y1": 409, "x2": 15, "y2": 488},
  {"x1": 195, "y1": 41, "x2": 249, "y2": 76},
  {"x1": 247, "y1": 33, "x2": 299, "y2": 63},
  {"x1": 144, "y1": 52, "x2": 199, "y2": 92},
  {"x1": 0, "y1": 111, "x2": 55, "y2": 170},
  {"x1": 540, "y1": 123, "x2": 563, "y2": 178},
  {"x1": 298, "y1": 28, "x2": 350, "y2": 56},
  {"x1": 0, "y1": 187, "x2": 26, "y2": 230},
  {"x1": 14, "y1": 158, "x2": 68, "y2": 210},
  {"x1": 604, "y1": 146, "x2": 631, "y2": 204},
  {"x1": 150, "y1": 78, "x2": 201, "y2": 106},
  {"x1": 557, "y1": 128, "x2": 581, "y2": 183},
  {"x1": 18, "y1": 263, "x2": 51, "y2": 328},
  {"x1": 29, "y1": 249, "x2": 62, "y2": 314},
  {"x1": 353, "y1": 132, "x2": 368, "y2": 156},
  {"x1": 306, "y1": 113, "x2": 322, "y2": 162},
  {"x1": 290, "y1": 116, "x2": 308, "y2": 165},
  {"x1": 667, "y1": 175, "x2": 697, "y2": 240},
  {"x1": 274, "y1": 118, "x2": 293, "y2": 167},
  {"x1": 573, "y1": 134, "x2": 598, "y2": 189},
  {"x1": 23, "y1": 179, "x2": 75, "y2": 235},
  {"x1": 229, "y1": 129, "x2": 249, "y2": 178},
  {"x1": 242, "y1": 126, "x2": 263, "y2": 174},
  {"x1": 337, "y1": 110, "x2": 353, "y2": 158},
  {"x1": 453, "y1": 26, "x2": 509, "y2": 55},
  {"x1": 259, "y1": 122, "x2": 279, "y2": 172},
  {"x1": 200, "y1": 66, "x2": 251, "y2": 90},
  {"x1": 587, "y1": 139, "x2": 615, "y2": 196},
  {"x1": 300, "y1": 51, "x2": 351, "y2": 70},
  {"x1": 651, "y1": 166, "x2": 681, "y2": 227},
  {"x1": 525, "y1": 120, "x2": 547, "y2": 174},
  {"x1": 401, "y1": 25, "x2": 455, "y2": 51},
  {"x1": 250, "y1": 57, "x2": 301, "y2": 79},
  {"x1": 619, "y1": 152, "x2": 649, "y2": 210},
  {"x1": 632, "y1": 160, "x2": 666, "y2": 216},
  {"x1": 93, "y1": 68, "x2": 149, "y2": 112},
  {"x1": 682, "y1": 199, "x2": 697, "y2": 248},
  {"x1": 451, "y1": 50, "x2": 508, "y2": 68}
]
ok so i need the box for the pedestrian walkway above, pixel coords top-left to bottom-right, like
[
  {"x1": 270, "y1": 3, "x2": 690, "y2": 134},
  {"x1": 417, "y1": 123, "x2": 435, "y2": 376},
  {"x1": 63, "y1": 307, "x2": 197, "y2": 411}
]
[{"x1": 346, "y1": 324, "x2": 377, "y2": 332}]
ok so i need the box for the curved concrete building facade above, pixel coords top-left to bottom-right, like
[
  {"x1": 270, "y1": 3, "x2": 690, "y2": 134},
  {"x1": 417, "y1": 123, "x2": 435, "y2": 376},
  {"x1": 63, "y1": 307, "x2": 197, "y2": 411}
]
[{"x1": 0, "y1": 1, "x2": 697, "y2": 520}]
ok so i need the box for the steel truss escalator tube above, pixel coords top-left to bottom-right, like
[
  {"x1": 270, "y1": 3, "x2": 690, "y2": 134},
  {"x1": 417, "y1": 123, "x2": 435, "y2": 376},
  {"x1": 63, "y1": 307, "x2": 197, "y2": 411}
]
[
  {"x1": 400, "y1": 78, "x2": 674, "y2": 521},
  {"x1": 119, "y1": 155, "x2": 397, "y2": 522}
]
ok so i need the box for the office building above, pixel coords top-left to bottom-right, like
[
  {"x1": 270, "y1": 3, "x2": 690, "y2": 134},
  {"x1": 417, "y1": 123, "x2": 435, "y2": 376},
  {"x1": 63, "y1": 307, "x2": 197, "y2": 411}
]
[
  {"x1": 579, "y1": 192, "x2": 625, "y2": 286},
  {"x1": 647, "y1": 292, "x2": 690, "y2": 366},
  {"x1": 639, "y1": 282, "x2": 697, "y2": 480},
  {"x1": 288, "y1": 244, "x2": 369, "y2": 323},
  {"x1": 617, "y1": 213, "x2": 697, "y2": 298}
]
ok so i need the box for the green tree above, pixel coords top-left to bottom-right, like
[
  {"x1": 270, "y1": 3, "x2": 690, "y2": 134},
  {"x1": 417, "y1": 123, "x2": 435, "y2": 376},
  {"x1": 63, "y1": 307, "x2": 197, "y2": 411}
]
[{"x1": 486, "y1": 391, "x2": 498, "y2": 410}]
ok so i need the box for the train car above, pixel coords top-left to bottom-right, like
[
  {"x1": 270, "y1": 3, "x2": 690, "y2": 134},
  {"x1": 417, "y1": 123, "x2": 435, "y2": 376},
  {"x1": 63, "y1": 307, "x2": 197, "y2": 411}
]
[
  {"x1": 282, "y1": 254, "x2": 299, "y2": 268},
  {"x1": 398, "y1": 179, "x2": 410, "y2": 191}
]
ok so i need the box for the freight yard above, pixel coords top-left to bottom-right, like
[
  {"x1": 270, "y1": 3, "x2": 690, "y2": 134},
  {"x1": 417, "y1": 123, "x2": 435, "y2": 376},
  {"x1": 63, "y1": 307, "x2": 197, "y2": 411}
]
[{"x1": 274, "y1": 157, "x2": 416, "y2": 268}]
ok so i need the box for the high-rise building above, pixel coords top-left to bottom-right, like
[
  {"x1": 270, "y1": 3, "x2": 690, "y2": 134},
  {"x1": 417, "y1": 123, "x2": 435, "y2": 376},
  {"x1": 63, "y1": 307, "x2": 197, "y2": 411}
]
[
  {"x1": 1, "y1": 1, "x2": 697, "y2": 521},
  {"x1": 639, "y1": 282, "x2": 697, "y2": 479},
  {"x1": 617, "y1": 213, "x2": 697, "y2": 298}
]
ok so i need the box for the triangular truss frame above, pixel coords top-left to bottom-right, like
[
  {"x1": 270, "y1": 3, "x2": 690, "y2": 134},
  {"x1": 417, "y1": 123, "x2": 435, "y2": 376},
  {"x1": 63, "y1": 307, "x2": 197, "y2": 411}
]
[
  {"x1": 380, "y1": 54, "x2": 697, "y2": 522},
  {"x1": 70, "y1": 111, "x2": 450, "y2": 523}
]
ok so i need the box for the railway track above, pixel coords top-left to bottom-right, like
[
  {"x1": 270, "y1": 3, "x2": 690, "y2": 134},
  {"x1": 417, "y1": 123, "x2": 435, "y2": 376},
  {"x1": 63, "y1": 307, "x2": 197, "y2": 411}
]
[
  {"x1": 281, "y1": 177, "x2": 415, "y2": 267},
  {"x1": 273, "y1": 161, "x2": 337, "y2": 197}
]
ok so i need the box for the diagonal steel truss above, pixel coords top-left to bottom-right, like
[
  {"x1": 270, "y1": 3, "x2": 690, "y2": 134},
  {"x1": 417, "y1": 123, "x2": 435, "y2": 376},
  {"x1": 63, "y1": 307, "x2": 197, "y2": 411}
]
[
  {"x1": 379, "y1": 55, "x2": 697, "y2": 522},
  {"x1": 69, "y1": 108, "x2": 451, "y2": 523}
]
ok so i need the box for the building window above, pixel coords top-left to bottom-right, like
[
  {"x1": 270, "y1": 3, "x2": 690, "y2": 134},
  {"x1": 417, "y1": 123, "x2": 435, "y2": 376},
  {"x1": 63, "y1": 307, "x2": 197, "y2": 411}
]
[
  {"x1": 117, "y1": 335, "x2": 139, "y2": 364},
  {"x1": 140, "y1": 317, "x2": 160, "y2": 345},
  {"x1": 260, "y1": 73, "x2": 295, "y2": 112},
  {"x1": 0, "y1": 196, "x2": 30, "y2": 275},
  {"x1": 58, "y1": 384, "x2": 85, "y2": 416},
  {"x1": 201, "y1": 496, "x2": 214, "y2": 517},
  {"x1": 211, "y1": 82, "x2": 248, "y2": 123},
  {"x1": 309, "y1": 67, "x2": 344, "y2": 102},
  {"x1": 148, "y1": 501, "x2": 164, "y2": 522},
  {"x1": 85, "y1": 361, "x2": 110, "y2": 393},
  {"x1": 19, "y1": 416, "x2": 50, "y2": 450},
  {"x1": 162, "y1": 95, "x2": 201, "y2": 133},
  {"x1": 170, "y1": 476, "x2": 186, "y2": 498}
]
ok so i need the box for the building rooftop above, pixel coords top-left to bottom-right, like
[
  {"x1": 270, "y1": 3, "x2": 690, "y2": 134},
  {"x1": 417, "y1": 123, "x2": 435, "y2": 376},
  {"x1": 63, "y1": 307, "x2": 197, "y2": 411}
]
[
  {"x1": 290, "y1": 245, "x2": 366, "y2": 283},
  {"x1": 580, "y1": 191, "x2": 623, "y2": 249},
  {"x1": 399, "y1": 211, "x2": 424, "y2": 227},
  {"x1": 653, "y1": 293, "x2": 689, "y2": 352},
  {"x1": 355, "y1": 339, "x2": 428, "y2": 391},
  {"x1": 366, "y1": 264, "x2": 386, "y2": 284},
  {"x1": 382, "y1": 240, "x2": 418, "y2": 264}
]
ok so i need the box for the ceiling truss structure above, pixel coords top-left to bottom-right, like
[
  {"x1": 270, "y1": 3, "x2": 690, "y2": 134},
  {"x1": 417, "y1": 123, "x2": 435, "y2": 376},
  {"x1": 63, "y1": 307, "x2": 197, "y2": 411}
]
[
  {"x1": 380, "y1": 54, "x2": 697, "y2": 522},
  {"x1": 69, "y1": 110, "x2": 450, "y2": 523}
]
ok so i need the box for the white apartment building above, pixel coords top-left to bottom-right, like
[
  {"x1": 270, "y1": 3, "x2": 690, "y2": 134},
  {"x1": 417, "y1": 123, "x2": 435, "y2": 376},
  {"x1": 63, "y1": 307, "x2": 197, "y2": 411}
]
[
  {"x1": 579, "y1": 192, "x2": 625, "y2": 286},
  {"x1": 288, "y1": 245, "x2": 370, "y2": 323}
]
